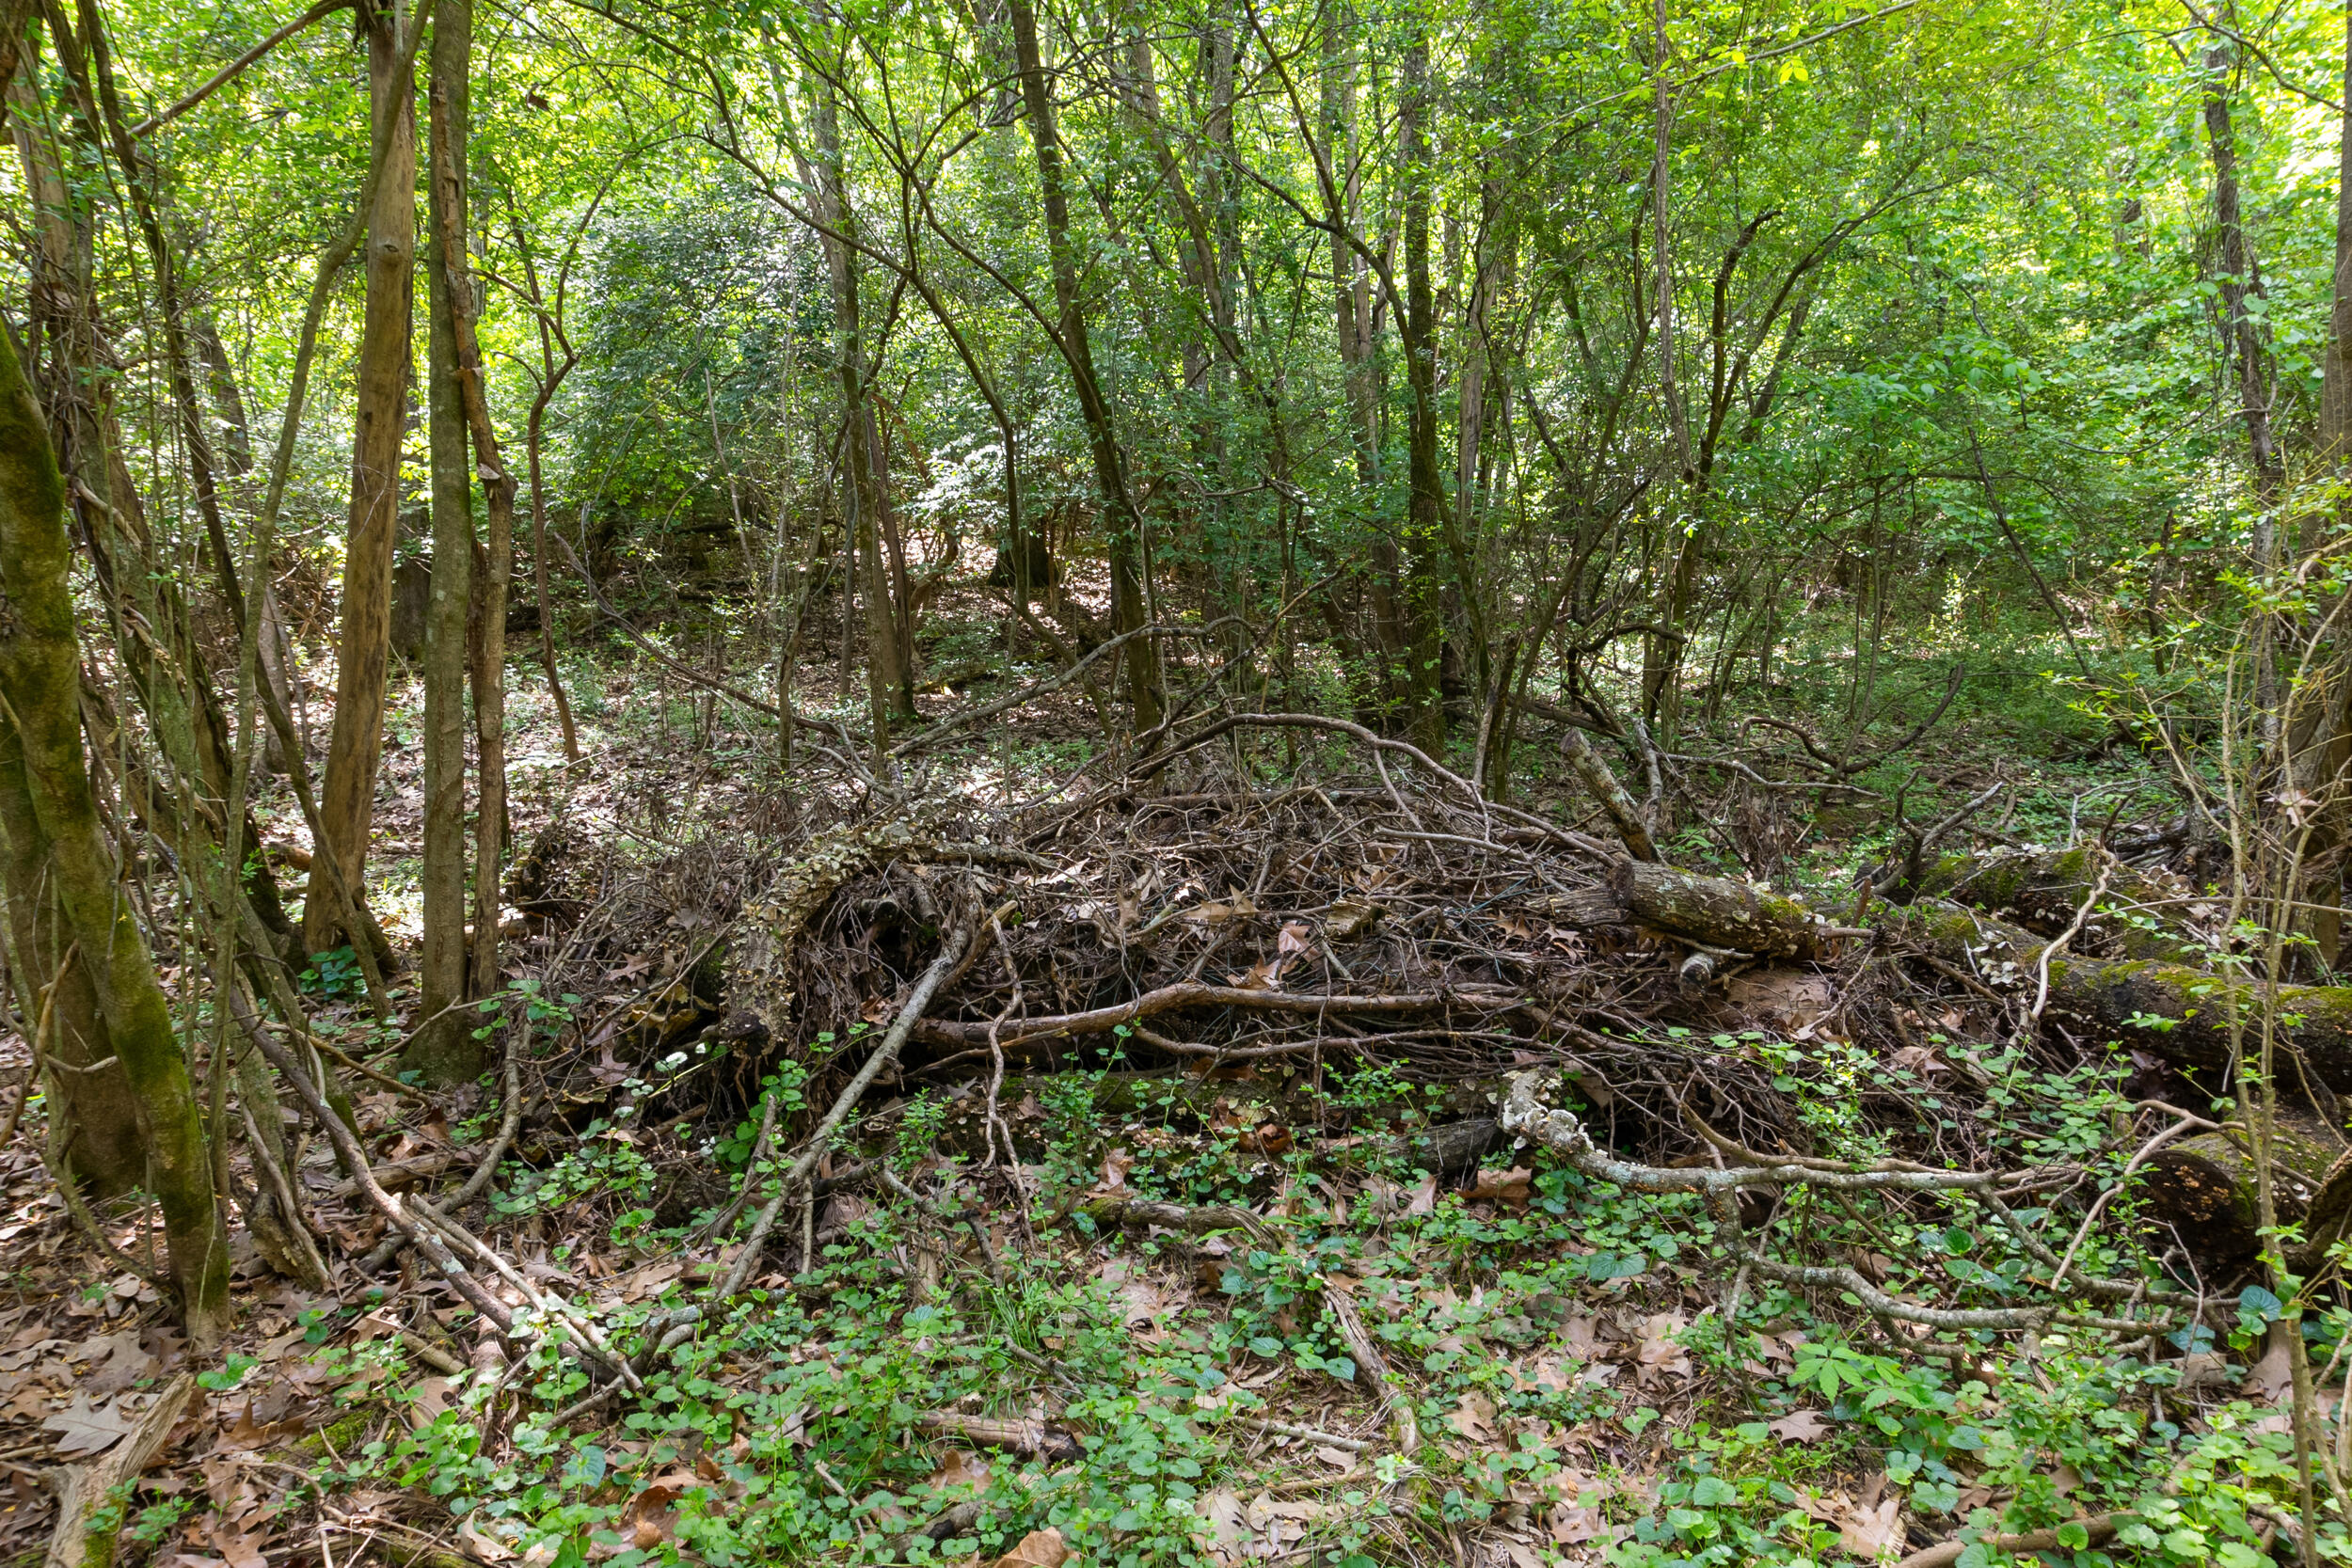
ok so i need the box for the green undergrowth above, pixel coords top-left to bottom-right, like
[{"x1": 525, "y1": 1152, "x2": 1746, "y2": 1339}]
[{"x1": 281, "y1": 1041, "x2": 2344, "y2": 1568}]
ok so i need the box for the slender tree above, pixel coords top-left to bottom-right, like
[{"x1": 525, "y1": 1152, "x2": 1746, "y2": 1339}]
[
  {"x1": 308, "y1": 0, "x2": 415, "y2": 958},
  {"x1": 412, "y1": 0, "x2": 480, "y2": 1081},
  {"x1": 1008, "y1": 0, "x2": 1162, "y2": 732}
]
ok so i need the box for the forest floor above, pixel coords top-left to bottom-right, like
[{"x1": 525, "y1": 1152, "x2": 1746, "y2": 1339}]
[{"x1": 0, "y1": 578, "x2": 2326, "y2": 1568}]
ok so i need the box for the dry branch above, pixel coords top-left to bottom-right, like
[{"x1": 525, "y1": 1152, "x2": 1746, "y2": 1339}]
[
  {"x1": 1894, "y1": 1513, "x2": 2120, "y2": 1568},
  {"x1": 915, "y1": 982, "x2": 1512, "y2": 1050},
  {"x1": 1500, "y1": 1071, "x2": 2062, "y2": 1195},
  {"x1": 46, "y1": 1373, "x2": 194, "y2": 1568}
]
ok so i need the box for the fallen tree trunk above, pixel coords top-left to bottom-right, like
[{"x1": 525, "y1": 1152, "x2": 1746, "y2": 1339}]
[
  {"x1": 1590, "y1": 854, "x2": 2352, "y2": 1095},
  {"x1": 2137, "y1": 1110, "x2": 2344, "y2": 1265},
  {"x1": 1880, "y1": 899, "x2": 2352, "y2": 1094},
  {"x1": 1607, "y1": 860, "x2": 1847, "y2": 960},
  {"x1": 1908, "y1": 846, "x2": 2201, "y2": 962}
]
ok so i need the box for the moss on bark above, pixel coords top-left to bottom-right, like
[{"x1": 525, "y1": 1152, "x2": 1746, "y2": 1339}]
[{"x1": 0, "y1": 330, "x2": 226, "y2": 1344}]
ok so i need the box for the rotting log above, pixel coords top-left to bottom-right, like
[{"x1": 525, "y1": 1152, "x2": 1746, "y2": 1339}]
[
  {"x1": 1608, "y1": 860, "x2": 1844, "y2": 961},
  {"x1": 2295, "y1": 1147, "x2": 2352, "y2": 1268},
  {"x1": 1909, "y1": 846, "x2": 2200, "y2": 962},
  {"x1": 1598, "y1": 856, "x2": 2352, "y2": 1095},
  {"x1": 718, "y1": 820, "x2": 1049, "y2": 1047},
  {"x1": 1879, "y1": 899, "x2": 2352, "y2": 1095},
  {"x1": 2136, "y1": 1109, "x2": 2344, "y2": 1266}
]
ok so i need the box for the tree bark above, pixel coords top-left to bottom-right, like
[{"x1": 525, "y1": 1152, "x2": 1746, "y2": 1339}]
[
  {"x1": 1608, "y1": 859, "x2": 1835, "y2": 959},
  {"x1": 4, "y1": 25, "x2": 231, "y2": 1190},
  {"x1": 1399, "y1": 29, "x2": 1445, "y2": 752},
  {"x1": 0, "y1": 324, "x2": 228, "y2": 1344},
  {"x1": 308, "y1": 0, "x2": 414, "y2": 955},
  {"x1": 411, "y1": 0, "x2": 480, "y2": 1084},
  {"x1": 422, "y1": 27, "x2": 514, "y2": 1006}
]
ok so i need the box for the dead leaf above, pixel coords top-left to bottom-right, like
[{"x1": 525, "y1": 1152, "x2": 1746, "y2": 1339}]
[
  {"x1": 407, "y1": 1377, "x2": 454, "y2": 1428},
  {"x1": 1634, "y1": 1312, "x2": 1689, "y2": 1377},
  {"x1": 41, "y1": 1392, "x2": 132, "y2": 1457},
  {"x1": 1236, "y1": 1124, "x2": 1292, "y2": 1155},
  {"x1": 1448, "y1": 1389, "x2": 1499, "y2": 1443},
  {"x1": 929, "y1": 1449, "x2": 991, "y2": 1492},
  {"x1": 1496, "y1": 1539, "x2": 1546, "y2": 1568},
  {"x1": 1767, "y1": 1409, "x2": 1831, "y2": 1442},
  {"x1": 2248, "y1": 1338, "x2": 2295, "y2": 1403},
  {"x1": 1406, "y1": 1173, "x2": 1438, "y2": 1215},
  {"x1": 204, "y1": 1522, "x2": 267, "y2": 1568},
  {"x1": 992, "y1": 1528, "x2": 1070, "y2": 1568},
  {"x1": 1550, "y1": 1501, "x2": 1607, "y2": 1544},
  {"x1": 458, "y1": 1516, "x2": 517, "y2": 1564},
  {"x1": 1099, "y1": 1148, "x2": 1133, "y2": 1191},
  {"x1": 1313, "y1": 1445, "x2": 1358, "y2": 1472},
  {"x1": 1466, "y1": 1167, "x2": 1533, "y2": 1205},
  {"x1": 1836, "y1": 1495, "x2": 1902, "y2": 1559},
  {"x1": 621, "y1": 1261, "x2": 685, "y2": 1303},
  {"x1": 1228, "y1": 958, "x2": 1284, "y2": 991},
  {"x1": 1197, "y1": 1489, "x2": 1248, "y2": 1561},
  {"x1": 1277, "y1": 921, "x2": 1313, "y2": 958}
]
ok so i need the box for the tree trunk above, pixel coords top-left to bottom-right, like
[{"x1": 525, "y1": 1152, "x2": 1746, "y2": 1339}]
[
  {"x1": 1644, "y1": 0, "x2": 1695, "y2": 734},
  {"x1": 801, "y1": 5, "x2": 909, "y2": 738},
  {"x1": 0, "y1": 323, "x2": 228, "y2": 1344},
  {"x1": 2202, "y1": 45, "x2": 2284, "y2": 514},
  {"x1": 4, "y1": 26, "x2": 232, "y2": 1190},
  {"x1": 1399, "y1": 30, "x2": 1444, "y2": 752},
  {"x1": 2139, "y1": 1107, "x2": 2344, "y2": 1268},
  {"x1": 1008, "y1": 0, "x2": 1162, "y2": 734},
  {"x1": 308, "y1": 0, "x2": 414, "y2": 955},
  {"x1": 421, "y1": 24, "x2": 516, "y2": 1005},
  {"x1": 412, "y1": 0, "x2": 480, "y2": 1084}
]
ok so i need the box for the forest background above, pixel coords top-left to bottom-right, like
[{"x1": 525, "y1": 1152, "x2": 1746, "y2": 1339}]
[{"x1": 5, "y1": 0, "x2": 2352, "y2": 1565}]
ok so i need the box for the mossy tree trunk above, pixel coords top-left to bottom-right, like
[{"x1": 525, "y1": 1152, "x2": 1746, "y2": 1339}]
[{"x1": 0, "y1": 325, "x2": 228, "y2": 1345}]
